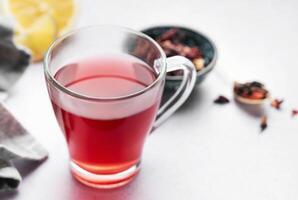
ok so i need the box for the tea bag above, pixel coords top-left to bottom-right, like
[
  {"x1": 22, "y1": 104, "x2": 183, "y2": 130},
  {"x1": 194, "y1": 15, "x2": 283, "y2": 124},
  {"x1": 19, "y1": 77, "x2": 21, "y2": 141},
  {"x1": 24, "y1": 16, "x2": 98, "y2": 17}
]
[{"x1": 0, "y1": 25, "x2": 48, "y2": 190}]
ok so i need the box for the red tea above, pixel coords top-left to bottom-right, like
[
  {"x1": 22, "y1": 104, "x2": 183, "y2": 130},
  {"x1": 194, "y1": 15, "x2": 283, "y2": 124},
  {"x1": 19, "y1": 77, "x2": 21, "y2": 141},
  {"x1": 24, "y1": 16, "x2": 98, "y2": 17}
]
[{"x1": 52, "y1": 56, "x2": 160, "y2": 174}]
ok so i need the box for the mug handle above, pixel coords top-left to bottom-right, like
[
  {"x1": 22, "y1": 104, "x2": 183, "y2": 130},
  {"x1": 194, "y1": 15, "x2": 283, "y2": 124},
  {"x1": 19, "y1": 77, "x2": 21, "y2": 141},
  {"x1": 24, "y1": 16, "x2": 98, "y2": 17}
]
[{"x1": 152, "y1": 56, "x2": 197, "y2": 131}]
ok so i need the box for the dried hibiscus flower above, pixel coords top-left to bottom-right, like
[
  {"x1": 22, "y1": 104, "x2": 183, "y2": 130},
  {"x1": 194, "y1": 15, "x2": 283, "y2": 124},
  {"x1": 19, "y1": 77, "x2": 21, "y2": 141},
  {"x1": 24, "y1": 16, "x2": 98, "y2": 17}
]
[
  {"x1": 292, "y1": 109, "x2": 298, "y2": 117},
  {"x1": 260, "y1": 116, "x2": 268, "y2": 132},
  {"x1": 155, "y1": 28, "x2": 205, "y2": 75},
  {"x1": 214, "y1": 95, "x2": 230, "y2": 104},
  {"x1": 192, "y1": 58, "x2": 205, "y2": 71},
  {"x1": 156, "y1": 28, "x2": 179, "y2": 42},
  {"x1": 270, "y1": 99, "x2": 283, "y2": 110},
  {"x1": 234, "y1": 81, "x2": 269, "y2": 104}
]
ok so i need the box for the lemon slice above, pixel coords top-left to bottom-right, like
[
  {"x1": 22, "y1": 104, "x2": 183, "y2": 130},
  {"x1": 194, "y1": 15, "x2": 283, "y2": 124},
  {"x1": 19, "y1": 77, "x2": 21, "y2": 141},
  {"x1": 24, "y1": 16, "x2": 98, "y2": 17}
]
[
  {"x1": 14, "y1": 14, "x2": 57, "y2": 61},
  {"x1": 6, "y1": 0, "x2": 74, "y2": 35}
]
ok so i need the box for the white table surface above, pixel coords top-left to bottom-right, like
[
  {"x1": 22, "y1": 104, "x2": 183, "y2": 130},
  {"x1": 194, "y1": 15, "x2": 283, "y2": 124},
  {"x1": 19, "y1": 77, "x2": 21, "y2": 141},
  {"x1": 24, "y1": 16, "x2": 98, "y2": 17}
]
[{"x1": 2, "y1": 0, "x2": 298, "y2": 199}]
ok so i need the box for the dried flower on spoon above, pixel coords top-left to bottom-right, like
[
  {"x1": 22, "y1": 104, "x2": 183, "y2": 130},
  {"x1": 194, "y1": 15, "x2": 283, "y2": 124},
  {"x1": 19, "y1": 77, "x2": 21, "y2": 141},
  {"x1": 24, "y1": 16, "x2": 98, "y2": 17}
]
[
  {"x1": 214, "y1": 77, "x2": 298, "y2": 132},
  {"x1": 233, "y1": 81, "x2": 269, "y2": 105}
]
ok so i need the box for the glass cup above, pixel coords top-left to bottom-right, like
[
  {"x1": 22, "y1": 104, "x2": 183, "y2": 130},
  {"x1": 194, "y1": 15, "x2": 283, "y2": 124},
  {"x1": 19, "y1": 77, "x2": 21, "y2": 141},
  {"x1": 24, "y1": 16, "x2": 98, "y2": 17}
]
[{"x1": 44, "y1": 25, "x2": 196, "y2": 189}]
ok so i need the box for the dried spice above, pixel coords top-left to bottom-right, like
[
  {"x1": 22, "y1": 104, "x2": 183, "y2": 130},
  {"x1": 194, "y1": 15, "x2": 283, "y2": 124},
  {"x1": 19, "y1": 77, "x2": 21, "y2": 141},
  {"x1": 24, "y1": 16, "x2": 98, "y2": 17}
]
[
  {"x1": 192, "y1": 58, "x2": 205, "y2": 71},
  {"x1": 158, "y1": 40, "x2": 203, "y2": 59},
  {"x1": 155, "y1": 28, "x2": 204, "y2": 75},
  {"x1": 270, "y1": 99, "x2": 283, "y2": 110},
  {"x1": 260, "y1": 116, "x2": 268, "y2": 132},
  {"x1": 292, "y1": 109, "x2": 298, "y2": 117},
  {"x1": 214, "y1": 95, "x2": 230, "y2": 104},
  {"x1": 234, "y1": 81, "x2": 269, "y2": 104},
  {"x1": 156, "y1": 28, "x2": 179, "y2": 42}
]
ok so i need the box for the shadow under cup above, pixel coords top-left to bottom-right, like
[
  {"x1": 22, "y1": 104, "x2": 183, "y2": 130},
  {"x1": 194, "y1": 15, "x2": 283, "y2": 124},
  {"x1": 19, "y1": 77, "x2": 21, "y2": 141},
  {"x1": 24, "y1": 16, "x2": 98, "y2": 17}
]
[{"x1": 44, "y1": 26, "x2": 167, "y2": 188}]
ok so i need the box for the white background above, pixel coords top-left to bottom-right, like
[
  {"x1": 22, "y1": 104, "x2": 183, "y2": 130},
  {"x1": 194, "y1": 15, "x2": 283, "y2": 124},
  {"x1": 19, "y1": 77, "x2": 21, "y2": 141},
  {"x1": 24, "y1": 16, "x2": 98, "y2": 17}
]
[{"x1": 2, "y1": 0, "x2": 298, "y2": 199}]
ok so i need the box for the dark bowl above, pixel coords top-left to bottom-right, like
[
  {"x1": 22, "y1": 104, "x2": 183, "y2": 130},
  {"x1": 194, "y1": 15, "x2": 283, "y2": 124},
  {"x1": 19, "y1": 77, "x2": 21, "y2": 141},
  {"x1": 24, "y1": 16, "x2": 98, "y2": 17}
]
[{"x1": 141, "y1": 26, "x2": 217, "y2": 88}]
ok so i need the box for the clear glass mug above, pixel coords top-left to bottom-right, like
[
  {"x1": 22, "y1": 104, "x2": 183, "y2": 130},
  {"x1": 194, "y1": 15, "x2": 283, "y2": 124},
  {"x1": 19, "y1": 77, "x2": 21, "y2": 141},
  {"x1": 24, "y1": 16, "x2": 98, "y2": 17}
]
[{"x1": 44, "y1": 26, "x2": 196, "y2": 188}]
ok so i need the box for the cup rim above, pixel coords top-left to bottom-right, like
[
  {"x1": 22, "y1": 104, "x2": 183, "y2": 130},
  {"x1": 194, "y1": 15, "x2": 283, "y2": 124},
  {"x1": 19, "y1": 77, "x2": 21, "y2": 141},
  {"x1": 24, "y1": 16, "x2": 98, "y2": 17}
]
[{"x1": 44, "y1": 25, "x2": 167, "y2": 101}]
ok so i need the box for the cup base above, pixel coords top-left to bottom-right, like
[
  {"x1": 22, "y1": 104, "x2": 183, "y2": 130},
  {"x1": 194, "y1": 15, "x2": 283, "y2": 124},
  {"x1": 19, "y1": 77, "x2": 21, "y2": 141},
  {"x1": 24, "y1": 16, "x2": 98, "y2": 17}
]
[{"x1": 70, "y1": 161, "x2": 140, "y2": 189}]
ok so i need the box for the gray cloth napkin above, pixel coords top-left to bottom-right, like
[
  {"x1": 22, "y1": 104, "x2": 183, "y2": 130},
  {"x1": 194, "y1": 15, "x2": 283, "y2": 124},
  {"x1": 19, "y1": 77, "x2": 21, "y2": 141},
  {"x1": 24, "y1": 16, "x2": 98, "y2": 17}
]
[
  {"x1": 0, "y1": 104, "x2": 48, "y2": 190},
  {"x1": 0, "y1": 24, "x2": 30, "y2": 91},
  {"x1": 0, "y1": 25, "x2": 48, "y2": 190}
]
